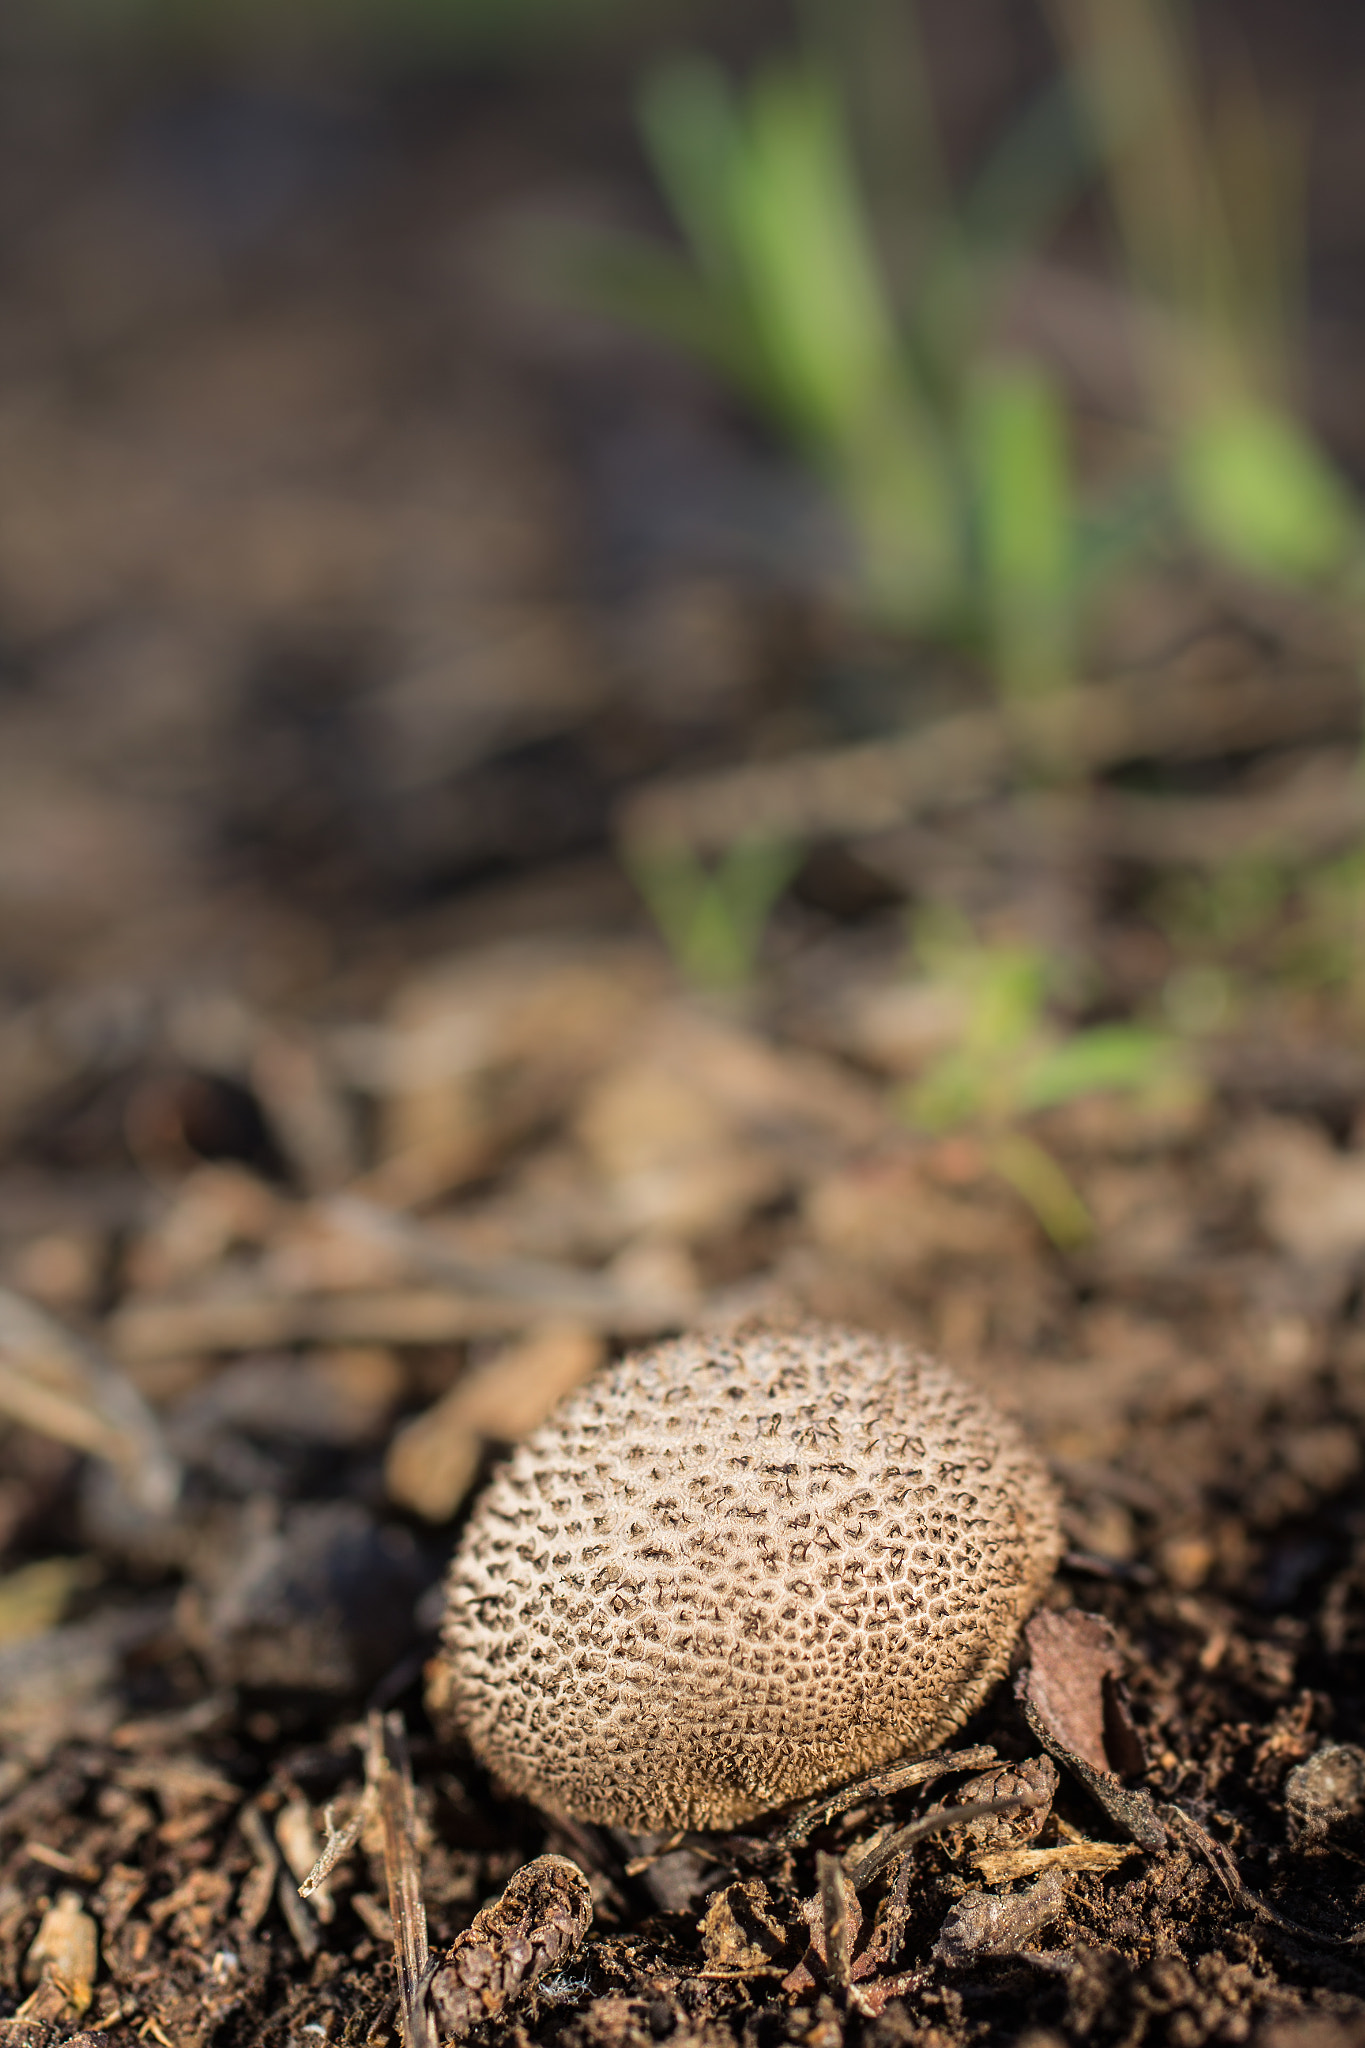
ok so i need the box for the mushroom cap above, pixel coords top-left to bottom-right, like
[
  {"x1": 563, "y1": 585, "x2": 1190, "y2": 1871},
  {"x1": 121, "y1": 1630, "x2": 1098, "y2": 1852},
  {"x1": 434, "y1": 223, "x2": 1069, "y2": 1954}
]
[{"x1": 430, "y1": 1320, "x2": 1061, "y2": 1830}]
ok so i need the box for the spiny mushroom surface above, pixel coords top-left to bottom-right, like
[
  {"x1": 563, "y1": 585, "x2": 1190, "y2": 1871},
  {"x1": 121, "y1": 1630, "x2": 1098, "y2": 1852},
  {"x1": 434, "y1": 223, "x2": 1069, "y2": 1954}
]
[{"x1": 430, "y1": 1320, "x2": 1061, "y2": 1830}]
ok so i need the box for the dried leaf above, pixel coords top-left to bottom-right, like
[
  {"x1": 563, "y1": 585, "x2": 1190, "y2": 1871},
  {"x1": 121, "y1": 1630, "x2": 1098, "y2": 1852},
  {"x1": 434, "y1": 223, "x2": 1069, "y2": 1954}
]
[
  {"x1": 1019, "y1": 1610, "x2": 1127, "y2": 1773},
  {"x1": 1015, "y1": 1609, "x2": 1166, "y2": 1851},
  {"x1": 698, "y1": 1879, "x2": 791, "y2": 1972}
]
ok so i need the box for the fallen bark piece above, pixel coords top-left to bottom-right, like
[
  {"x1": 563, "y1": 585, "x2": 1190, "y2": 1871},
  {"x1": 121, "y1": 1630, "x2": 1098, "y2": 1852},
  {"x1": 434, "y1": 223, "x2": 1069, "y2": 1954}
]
[
  {"x1": 933, "y1": 1870, "x2": 1066, "y2": 1964},
  {"x1": 973, "y1": 1839, "x2": 1140, "y2": 1884},
  {"x1": 1016, "y1": 1610, "x2": 1166, "y2": 1852},
  {"x1": 849, "y1": 1970, "x2": 928, "y2": 2016},
  {"x1": 421, "y1": 1856, "x2": 593, "y2": 2041}
]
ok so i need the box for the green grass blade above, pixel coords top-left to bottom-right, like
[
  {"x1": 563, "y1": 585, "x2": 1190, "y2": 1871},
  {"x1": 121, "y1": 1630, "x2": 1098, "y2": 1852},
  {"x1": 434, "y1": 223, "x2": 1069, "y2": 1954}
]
[
  {"x1": 544, "y1": 227, "x2": 762, "y2": 394},
  {"x1": 967, "y1": 360, "x2": 1076, "y2": 707},
  {"x1": 730, "y1": 61, "x2": 901, "y2": 446},
  {"x1": 917, "y1": 76, "x2": 1094, "y2": 363},
  {"x1": 637, "y1": 57, "x2": 746, "y2": 290},
  {"x1": 624, "y1": 838, "x2": 801, "y2": 993},
  {"x1": 991, "y1": 1131, "x2": 1093, "y2": 1247},
  {"x1": 1176, "y1": 399, "x2": 1359, "y2": 585},
  {"x1": 729, "y1": 61, "x2": 962, "y2": 620},
  {"x1": 1017, "y1": 1022, "x2": 1181, "y2": 1112}
]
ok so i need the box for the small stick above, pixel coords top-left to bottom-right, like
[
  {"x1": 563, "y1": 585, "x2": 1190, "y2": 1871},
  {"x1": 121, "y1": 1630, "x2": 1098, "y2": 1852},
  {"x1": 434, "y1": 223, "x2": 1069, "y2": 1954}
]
[
  {"x1": 0, "y1": 1287, "x2": 180, "y2": 1513},
  {"x1": 844, "y1": 1792, "x2": 1043, "y2": 1890},
  {"x1": 275, "y1": 1870, "x2": 319, "y2": 1961},
  {"x1": 366, "y1": 1710, "x2": 437, "y2": 2048},
  {"x1": 776, "y1": 1746, "x2": 999, "y2": 1847},
  {"x1": 817, "y1": 1852, "x2": 852, "y2": 1991},
  {"x1": 298, "y1": 1793, "x2": 375, "y2": 1900},
  {"x1": 237, "y1": 1803, "x2": 281, "y2": 1935},
  {"x1": 877, "y1": 1846, "x2": 917, "y2": 1963}
]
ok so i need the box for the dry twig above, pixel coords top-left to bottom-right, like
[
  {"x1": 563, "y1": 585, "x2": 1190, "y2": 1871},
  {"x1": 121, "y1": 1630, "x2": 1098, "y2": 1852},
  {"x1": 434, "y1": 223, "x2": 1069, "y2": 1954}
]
[
  {"x1": 776, "y1": 1745, "x2": 1000, "y2": 1847},
  {"x1": 617, "y1": 657, "x2": 1359, "y2": 856},
  {"x1": 844, "y1": 1793, "x2": 1048, "y2": 1890},
  {"x1": 0, "y1": 1287, "x2": 179, "y2": 1513}
]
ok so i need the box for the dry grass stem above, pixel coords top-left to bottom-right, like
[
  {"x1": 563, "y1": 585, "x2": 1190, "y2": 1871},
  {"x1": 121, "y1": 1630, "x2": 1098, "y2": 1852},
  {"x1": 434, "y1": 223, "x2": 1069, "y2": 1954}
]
[{"x1": 366, "y1": 1709, "x2": 436, "y2": 2048}]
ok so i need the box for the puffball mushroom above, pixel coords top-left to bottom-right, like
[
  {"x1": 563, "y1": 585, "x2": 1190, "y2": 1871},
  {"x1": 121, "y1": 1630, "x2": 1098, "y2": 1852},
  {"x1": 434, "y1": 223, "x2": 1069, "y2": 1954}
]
[{"x1": 430, "y1": 1319, "x2": 1061, "y2": 1831}]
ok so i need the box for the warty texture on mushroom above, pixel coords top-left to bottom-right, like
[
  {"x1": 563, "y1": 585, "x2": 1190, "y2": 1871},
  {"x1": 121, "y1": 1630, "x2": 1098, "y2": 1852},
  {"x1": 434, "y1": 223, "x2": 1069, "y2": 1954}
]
[{"x1": 429, "y1": 1319, "x2": 1062, "y2": 1831}]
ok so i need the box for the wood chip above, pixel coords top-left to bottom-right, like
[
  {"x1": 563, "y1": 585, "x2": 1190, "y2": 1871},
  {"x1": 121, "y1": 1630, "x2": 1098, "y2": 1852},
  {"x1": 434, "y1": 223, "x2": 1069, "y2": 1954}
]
[
  {"x1": 385, "y1": 1322, "x2": 603, "y2": 1521},
  {"x1": 21, "y1": 1890, "x2": 98, "y2": 2018},
  {"x1": 23, "y1": 1841, "x2": 100, "y2": 1882},
  {"x1": 973, "y1": 1839, "x2": 1140, "y2": 1883}
]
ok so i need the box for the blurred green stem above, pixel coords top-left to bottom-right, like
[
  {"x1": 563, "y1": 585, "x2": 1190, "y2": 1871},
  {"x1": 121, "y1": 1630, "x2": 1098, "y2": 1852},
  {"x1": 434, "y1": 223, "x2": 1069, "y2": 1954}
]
[
  {"x1": 966, "y1": 359, "x2": 1077, "y2": 750},
  {"x1": 624, "y1": 836, "x2": 802, "y2": 993},
  {"x1": 990, "y1": 1130, "x2": 1093, "y2": 1248}
]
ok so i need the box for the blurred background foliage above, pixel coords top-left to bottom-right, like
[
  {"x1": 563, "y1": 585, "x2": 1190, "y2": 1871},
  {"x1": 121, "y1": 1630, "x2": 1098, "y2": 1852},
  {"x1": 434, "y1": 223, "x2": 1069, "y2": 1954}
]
[
  {"x1": 0, "y1": 0, "x2": 1361, "y2": 1036},
  {"x1": 563, "y1": 0, "x2": 1361, "y2": 691},
  {"x1": 0, "y1": 0, "x2": 652, "y2": 67}
]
